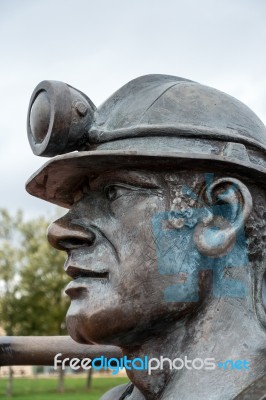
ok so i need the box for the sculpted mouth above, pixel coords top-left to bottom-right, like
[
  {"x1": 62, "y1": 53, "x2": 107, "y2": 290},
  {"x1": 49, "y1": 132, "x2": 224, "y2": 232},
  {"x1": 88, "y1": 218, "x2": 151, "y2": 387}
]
[
  {"x1": 66, "y1": 265, "x2": 109, "y2": 280},
  {"x1": 65, "y1": 266, "x2": 109, "y2": 298}
]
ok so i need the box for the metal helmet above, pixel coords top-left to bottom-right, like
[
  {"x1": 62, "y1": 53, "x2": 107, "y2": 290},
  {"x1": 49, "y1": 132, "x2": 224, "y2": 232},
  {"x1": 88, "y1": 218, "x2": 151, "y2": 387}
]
[{"x1": 26, "y1": 74, "x2": 266, "y2": 208}]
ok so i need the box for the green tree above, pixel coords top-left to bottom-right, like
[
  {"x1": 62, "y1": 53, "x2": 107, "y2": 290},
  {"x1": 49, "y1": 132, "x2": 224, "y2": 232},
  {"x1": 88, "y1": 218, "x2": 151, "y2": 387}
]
[
  {"x1": 0, "y1": 209, "x2": 22, "y2": 396},
  {"x1": 0, "y1": 210, "x2": 70, "y2": 393},
  {"x1": 14, "y1": 216, "x2": 69, "y2": 336}
]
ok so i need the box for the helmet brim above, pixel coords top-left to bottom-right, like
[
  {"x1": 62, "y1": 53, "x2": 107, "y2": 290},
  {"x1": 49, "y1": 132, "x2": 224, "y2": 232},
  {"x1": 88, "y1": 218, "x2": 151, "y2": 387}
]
[{"x1": 26, "y1": 150, "x2": 266, "y2": 208}]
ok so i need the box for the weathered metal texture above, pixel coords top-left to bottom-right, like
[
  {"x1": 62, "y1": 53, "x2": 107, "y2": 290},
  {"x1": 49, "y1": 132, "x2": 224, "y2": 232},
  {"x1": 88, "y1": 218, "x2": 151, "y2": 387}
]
[
  {"x1": 0, "y1": 336, "x2": 122, "y2": 366},
  {"x1": 25, "y1": 75, "x2": 266, "y2": 400},
  {"x1": 234, "y1": 374, "x2": 266, "y2": 400}
]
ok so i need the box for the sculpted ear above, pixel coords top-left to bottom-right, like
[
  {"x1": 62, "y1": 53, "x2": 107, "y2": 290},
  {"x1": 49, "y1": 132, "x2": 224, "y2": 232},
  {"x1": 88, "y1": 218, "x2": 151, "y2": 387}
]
[{"x1": 194, "y1": 178, "x2": 253, "y2": 258}]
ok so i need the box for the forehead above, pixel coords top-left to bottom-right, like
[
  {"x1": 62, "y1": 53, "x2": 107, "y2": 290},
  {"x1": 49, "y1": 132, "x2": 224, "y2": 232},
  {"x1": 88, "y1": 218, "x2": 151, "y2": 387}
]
[
  {"x1": 72, "y1": 169, "x2": 207, "y2": 208},
  {"x1": 71, "y1": 169, "x2": 165, "y2": 204},
  {"x1": 71, "y1": 168, "x2": 207, "y2": 205}
]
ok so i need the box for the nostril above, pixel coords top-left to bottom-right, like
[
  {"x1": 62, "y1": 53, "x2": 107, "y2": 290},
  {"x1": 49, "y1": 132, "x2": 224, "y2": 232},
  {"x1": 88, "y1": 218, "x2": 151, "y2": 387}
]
[
  {"x1": 58, "y1": 237, "x2": 92, "y2": 250},
  {"x1": 47, "y1": 222, "x2": 96, "y2": 251},
  {"x1": 59, "y1": 238, "x2": 85, "y2": 249}
]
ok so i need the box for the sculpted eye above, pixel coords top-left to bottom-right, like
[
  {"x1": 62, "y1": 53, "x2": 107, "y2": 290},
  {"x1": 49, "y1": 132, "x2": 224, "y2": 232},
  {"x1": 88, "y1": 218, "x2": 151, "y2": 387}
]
[
  {"x1": 103, "y1": 183, "x2": 163, "y2": 202},
  {"x1": 104, "y1": 184, "x2": 131, "y2": 201}
]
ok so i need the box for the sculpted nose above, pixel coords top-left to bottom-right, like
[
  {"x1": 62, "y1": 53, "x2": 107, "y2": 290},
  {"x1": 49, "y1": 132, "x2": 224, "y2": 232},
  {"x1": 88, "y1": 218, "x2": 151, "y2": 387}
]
[{"x1": 47, "y1": 221, "x2": 96, "y2": 251}]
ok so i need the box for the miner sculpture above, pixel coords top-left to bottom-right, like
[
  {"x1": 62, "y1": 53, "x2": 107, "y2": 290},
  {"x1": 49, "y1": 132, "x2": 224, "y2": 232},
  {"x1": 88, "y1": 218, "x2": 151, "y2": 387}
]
[{"x1": 26, "y1": 75, "x2": 266, "y2": 399}]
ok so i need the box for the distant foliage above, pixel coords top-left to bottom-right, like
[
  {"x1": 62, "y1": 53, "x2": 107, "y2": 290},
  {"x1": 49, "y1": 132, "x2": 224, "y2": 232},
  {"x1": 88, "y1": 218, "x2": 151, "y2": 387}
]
[{"x1": 0, "y1": 209, "x2": 69, "y2": 336}]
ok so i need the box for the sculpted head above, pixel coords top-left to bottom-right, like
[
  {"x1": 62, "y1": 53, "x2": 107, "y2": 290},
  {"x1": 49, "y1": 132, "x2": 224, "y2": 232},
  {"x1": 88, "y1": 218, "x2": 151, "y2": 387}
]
[{"x1": 26, "y1": 75, "x2": 266, "y2": 348}]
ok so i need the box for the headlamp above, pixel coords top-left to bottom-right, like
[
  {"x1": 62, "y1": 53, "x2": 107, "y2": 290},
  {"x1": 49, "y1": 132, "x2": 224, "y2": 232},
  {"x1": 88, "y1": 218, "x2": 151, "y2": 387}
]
[{"x1": 27, "y1": 80, "x2": 96, "y2": 157}]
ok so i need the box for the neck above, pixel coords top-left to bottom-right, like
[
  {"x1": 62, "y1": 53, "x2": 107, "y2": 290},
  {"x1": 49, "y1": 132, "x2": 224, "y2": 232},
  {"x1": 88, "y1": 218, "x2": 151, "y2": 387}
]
[{"x1": 121, "y1": 286, "x2": 266, "y2": 399}]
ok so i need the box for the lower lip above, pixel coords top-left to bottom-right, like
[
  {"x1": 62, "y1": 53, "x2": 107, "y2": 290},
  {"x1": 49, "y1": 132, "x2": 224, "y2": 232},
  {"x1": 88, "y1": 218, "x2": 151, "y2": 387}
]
[{"x1": 65, "y1": 277, "x2": 108, "y2": 293}]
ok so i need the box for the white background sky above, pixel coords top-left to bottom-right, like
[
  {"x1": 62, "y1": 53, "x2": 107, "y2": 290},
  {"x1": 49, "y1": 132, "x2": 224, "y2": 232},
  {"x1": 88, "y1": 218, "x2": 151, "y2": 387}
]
[{"x1": 1, "y1": 0, "x2": 266, "y2": 219}]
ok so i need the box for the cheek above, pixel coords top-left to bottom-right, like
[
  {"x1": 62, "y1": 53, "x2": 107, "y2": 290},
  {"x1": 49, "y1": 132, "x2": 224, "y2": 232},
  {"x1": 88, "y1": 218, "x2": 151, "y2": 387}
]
[
  {"x1": 109, "y1": 197, "x2": 168, "y2": 298},
  {"x1": 112, "y1": 195, "x2": 165, "y2": 257}
]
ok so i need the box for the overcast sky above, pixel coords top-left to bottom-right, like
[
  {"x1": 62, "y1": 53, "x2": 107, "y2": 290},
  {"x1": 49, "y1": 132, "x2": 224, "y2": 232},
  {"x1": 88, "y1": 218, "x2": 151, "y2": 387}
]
[{"x1": 1, "y1": 0, "x2": 266, "y2": 219}]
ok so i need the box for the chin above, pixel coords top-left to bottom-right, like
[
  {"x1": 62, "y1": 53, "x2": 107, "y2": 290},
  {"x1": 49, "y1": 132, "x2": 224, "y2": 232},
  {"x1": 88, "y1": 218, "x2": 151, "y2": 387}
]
[
  {"x1": 65, "y1": 302, "x2": 115, "y2": 344},
  {"x1": 66, "y1": 299, "x2": 149, "y2": 346},
  {"x1": 66, "y1": 317, "x2": 93, "y2": 344}
]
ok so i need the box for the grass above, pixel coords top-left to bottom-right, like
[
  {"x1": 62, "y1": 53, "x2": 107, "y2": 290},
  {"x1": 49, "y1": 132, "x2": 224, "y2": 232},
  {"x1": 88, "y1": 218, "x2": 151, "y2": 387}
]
[{"x1": 0, "y1": 376, "x2": 129, "y2": 400}]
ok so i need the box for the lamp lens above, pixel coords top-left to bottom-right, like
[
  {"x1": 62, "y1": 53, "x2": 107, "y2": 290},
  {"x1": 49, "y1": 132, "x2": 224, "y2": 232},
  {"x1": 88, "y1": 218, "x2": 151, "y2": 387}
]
[{"x1": 30, "y1": 91, "x2": 51, "y2": 143}]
